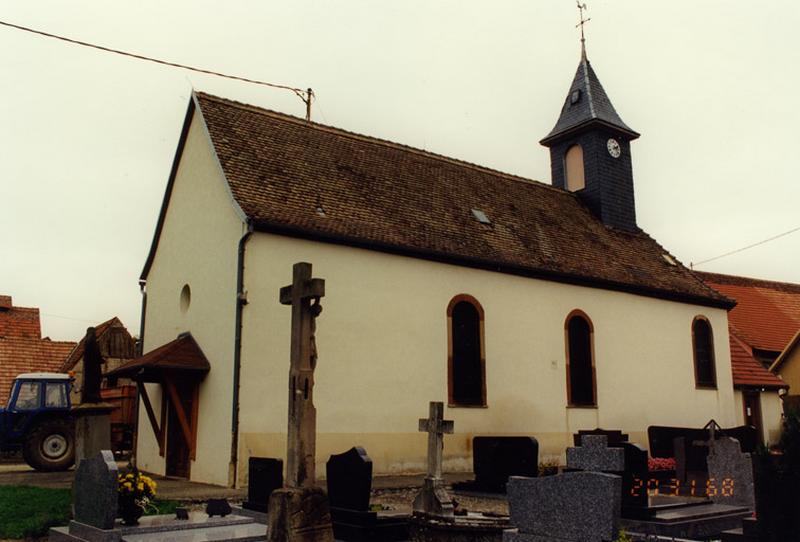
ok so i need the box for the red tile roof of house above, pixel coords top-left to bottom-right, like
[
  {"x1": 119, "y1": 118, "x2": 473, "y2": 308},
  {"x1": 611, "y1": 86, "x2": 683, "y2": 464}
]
[
  {"x1": 142, "y1": 93, "x2": 733, "y2": 310},
  {"x1": 698, "y1": 272, "x2": 800, "y2": 353},
  {"x1": 729, "y1": 332, "x2": 787, "y2": 389},
  {"x1": 0, "y1": 297, "x2": 42, "y2": 340},
  {"x1": 0, "y1": 296, "x2": 77, "y2": 403},
  {"x1": 0, "y1": 338, "x2": 76, "y2": 404}
]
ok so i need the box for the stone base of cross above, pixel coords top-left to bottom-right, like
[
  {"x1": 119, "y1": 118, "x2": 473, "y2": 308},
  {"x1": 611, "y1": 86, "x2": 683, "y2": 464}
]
[{"x1": 412, "y1": 401, "x2": 455, "y2": 518}]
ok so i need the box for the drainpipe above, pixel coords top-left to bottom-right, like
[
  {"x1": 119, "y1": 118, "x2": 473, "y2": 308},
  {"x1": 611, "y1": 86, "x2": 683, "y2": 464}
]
[
  {"x1": 132, "y1": 280, "x2": 147, "y2": 468},
  {"x1": 230, "y1": 222, "x2": 253, "y2": 488}
]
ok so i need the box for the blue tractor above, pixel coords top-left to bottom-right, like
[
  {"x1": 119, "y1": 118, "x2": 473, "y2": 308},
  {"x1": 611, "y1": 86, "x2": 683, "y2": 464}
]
[{"x1": 0, "y1": 373, "x2": 75, "y2": 471}]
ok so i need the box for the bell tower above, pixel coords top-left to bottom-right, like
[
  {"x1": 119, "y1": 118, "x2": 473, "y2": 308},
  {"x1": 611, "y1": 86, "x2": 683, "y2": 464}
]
[{"x1": 540, "y1": 44, "x2": 640, "y2": 232}]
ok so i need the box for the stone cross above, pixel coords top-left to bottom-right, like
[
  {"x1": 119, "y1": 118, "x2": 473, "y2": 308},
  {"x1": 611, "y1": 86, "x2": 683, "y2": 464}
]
[
  {"x1": 566, "y1": 435, "x2": 625, "y2": 472},
  {"x1": 279, "y1": 262, "x2": 325, "y2": 489},
  {"x1": 419, "y1": 402, "x2": 454, "y2": 479},
  {"x1": 81, "y1": 327, "x2": 103, "y2": 404},
  {"x1": 413, "y1": 402, "x2": 455, "y2": 517}
]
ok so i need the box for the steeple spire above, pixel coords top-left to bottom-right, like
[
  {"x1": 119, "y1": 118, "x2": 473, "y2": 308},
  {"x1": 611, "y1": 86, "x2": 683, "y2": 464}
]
[{"x1": 576, "y1": 1, "x2": 590, "y2": 60}]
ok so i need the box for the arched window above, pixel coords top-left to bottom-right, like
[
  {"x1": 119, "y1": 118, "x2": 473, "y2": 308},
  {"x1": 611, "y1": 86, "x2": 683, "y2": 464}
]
[
  {"x1": 692, "y1": 317, "x2": 717, "y2": 388},
  {"x1": 565, "y1": 310, "x2": 596, "y2": 406},
  {"x1": 447, "y1": 295, "x2": 486, "y2": 407},
  {"x1": 565, "y1": 144, "x2": 585, "y2": 192}
]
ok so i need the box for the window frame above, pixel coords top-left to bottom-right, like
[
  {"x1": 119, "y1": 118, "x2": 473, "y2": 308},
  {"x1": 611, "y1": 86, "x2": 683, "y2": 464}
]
[
  {"x1": 447, "y1": 294, "x2": 487, "y2": 408},
  {"x1": 564, "y1": 309, "x2": 597, "y2": 408},
  {"x1": 691, "y1": 315, "x2": 717, "y2": 389}
]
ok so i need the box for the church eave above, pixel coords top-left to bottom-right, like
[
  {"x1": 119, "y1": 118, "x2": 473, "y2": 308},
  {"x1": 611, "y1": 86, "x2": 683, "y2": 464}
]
[
  {"x1": 140, "y1": 97, "x2": 197, "y2": 282},
  {"x1": 250, "y1": 219, "x2": 735, "y2": 311},
  {"x1": 539, "y1": 117, "x2": 640, "y2": 147}
]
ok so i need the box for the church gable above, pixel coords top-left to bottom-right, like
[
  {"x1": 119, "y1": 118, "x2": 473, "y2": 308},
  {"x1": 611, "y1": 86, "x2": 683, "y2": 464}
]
[{"x1": 194, "y1": 92, "x2": 730, "y2": 309}]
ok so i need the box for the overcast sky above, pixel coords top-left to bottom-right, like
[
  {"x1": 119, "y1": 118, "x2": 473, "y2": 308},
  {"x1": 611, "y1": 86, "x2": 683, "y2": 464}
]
[{"x1": 1, "y1": 1, "x2": 798, "y2": 341}]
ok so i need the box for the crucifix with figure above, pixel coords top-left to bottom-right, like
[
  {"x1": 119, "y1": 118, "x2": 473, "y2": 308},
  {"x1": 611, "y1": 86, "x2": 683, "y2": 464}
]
[
  {"x1": 268, "y1": 262, "x2": 334, "y2": 542},
  {"x1": 412, "y1": 401, "x2": 455, "y2": 517},
  {"x1": 279, "y1": 262, "x2": 325, "y2": 488}
]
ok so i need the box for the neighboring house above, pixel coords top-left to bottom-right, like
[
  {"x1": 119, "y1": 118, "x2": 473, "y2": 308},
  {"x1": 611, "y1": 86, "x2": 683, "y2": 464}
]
[
  {"x1": 126, "y1": 50, "x2": 740, "y2": 487},
  {"x1": 0, "y1": 295, "x2": 76, "y2": 405},
  {"x1": 698, "y1": 272, "x2": 798, "y2": 443},
  {"x1": 59, "y1": 317, "x2": 137, "y2": 404},
  {"x1": 770, "y1": 330, "x2": 800, "y2": 411}
]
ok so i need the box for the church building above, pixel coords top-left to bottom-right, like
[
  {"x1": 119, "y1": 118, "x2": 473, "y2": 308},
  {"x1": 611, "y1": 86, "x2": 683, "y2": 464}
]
[{"x1": 122, "y1": 51, "x2": 739, "y2": 487}]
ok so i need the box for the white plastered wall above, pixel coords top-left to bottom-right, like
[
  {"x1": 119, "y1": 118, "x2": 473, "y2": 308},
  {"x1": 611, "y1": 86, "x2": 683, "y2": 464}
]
[
  {"x1": 236, "y1": 232, "x2": 736, "y2": 486},
  {"x1": 136, "y1": 103, "x2": 245, "y2": 486}
]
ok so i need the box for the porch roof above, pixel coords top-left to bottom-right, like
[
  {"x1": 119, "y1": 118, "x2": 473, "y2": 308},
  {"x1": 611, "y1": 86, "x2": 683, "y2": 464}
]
[{"x1": 105, "y1": 332, "x2": 209, "y2": 383}]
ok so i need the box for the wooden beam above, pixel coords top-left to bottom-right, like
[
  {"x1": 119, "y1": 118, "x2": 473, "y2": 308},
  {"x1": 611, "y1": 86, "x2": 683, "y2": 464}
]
[
  {"x1": 159, "y1": 385, "x2": 167, "y2": 456},
  {"x1": 164, "y1": 378, "x2": 194, "y2": 457},
  {"x1": 137, "y1": 381, "x2": 164, "y2": 456},
  {"x1": 190, "y1": 382, "x2": 199, "y2": 460}
]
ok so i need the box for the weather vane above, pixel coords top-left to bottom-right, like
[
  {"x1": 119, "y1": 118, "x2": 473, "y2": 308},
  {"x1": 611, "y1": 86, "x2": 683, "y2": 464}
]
[{"x1": 576, "y1": 1, "x2": 591, "y2": 55}]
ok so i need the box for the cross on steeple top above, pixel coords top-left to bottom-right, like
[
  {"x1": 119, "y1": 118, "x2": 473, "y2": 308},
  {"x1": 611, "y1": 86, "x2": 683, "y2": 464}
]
[{"x1": 576, "y1": 1, "x2": 591, "y2": 57}]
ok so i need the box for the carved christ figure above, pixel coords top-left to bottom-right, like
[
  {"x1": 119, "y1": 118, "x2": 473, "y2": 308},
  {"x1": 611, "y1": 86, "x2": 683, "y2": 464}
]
[{"x1": 81, "y1": 327, "x2": 103, "y2": 404}]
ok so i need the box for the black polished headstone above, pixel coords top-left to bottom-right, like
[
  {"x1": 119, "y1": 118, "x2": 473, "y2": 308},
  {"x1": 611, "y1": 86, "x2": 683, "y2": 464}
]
[
  {"x1": 325, "y1": 447, "x2": 408, "y2": 542},
  {"x1": 242, "y1": 457, "x2": 283, "y2": 513},
  {"x1": 620, "y1": 442, "x2": 650, "y2": 518},
  {"x1": 327, "y1": 446, "x2": 372, "y2": 512},
  {"x1": 573, "y1": 428, "x2": 629, "y2": 447},
  {"x1": 461, "y1": 436, "x2": 539, "y2": 493}
]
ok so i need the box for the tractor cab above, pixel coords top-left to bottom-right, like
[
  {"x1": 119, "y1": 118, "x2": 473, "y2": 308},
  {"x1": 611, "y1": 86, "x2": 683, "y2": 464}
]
[{"x1": 0, "y1": 373, "x2": 74, "y2": 470}]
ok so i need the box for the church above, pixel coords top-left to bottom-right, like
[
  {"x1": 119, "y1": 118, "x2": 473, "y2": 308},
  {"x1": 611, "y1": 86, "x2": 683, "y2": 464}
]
[{"x1": 121, "y1": 49, "x2": 741, "y2": 487}]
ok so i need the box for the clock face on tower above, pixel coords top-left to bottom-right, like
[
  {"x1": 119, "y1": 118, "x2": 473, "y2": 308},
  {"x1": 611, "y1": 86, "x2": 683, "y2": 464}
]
[{"x1": 607, "y1": 138, "x2": 621, "y2": 158}]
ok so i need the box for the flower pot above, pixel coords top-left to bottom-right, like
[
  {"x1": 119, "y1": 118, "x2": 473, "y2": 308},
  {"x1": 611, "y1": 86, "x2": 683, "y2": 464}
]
[{"x1": 119, "y1": 495, "x2": 144, "y2": 526}]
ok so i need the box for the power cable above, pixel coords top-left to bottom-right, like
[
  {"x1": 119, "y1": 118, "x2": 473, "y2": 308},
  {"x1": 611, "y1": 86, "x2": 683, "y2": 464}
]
[
  {"x1": 0, "y1": 19, "x2": 313, "y2": 110},
  {"x1": 691, "y1": 225, "x2": 800, "y2": 268}
]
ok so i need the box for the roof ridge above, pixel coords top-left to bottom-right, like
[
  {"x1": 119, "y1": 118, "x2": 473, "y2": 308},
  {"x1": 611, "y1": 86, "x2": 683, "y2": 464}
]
[
  {"x1": 696, "y1": 270, "x2": 800, "y2": 292},
  {"x1": 195, "y1": 92, "x2": 567, "y2": 195}
]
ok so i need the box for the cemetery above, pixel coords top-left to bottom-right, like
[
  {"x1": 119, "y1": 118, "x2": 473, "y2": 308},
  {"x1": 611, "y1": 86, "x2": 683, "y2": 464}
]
[{"x1": 30, "y1": 262, "x2": 796, "y2": 542}]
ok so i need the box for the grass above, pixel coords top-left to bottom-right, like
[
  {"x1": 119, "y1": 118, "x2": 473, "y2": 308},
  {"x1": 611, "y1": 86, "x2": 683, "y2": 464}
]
[
  {"x1": 0, "y1": 485, "x2": 180, "y2": 539},
  {"x1": 0, "y1": 485, "x2": 71, "y2": 539}
]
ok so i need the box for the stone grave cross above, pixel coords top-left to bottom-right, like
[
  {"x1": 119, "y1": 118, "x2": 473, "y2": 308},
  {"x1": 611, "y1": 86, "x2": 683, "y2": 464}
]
[
  {"x1": 413, "y1": 401, "x2": 455, "y2": 517},
  {"x1": 279, "y1": 262, "x2": 325, "y2": 489},
  {"x1": 419, "y1": 402, "x2": 454, "y2": 479}
]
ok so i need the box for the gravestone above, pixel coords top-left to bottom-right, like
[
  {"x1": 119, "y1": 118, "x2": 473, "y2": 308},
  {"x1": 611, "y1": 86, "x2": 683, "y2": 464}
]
[
  {"x1": 412, "y1": 401, "x2": 455, "y2": 518},
  {"x1": 706, "y1": 437, "x2": 755, "y2": 510},
  {"x1": 455, "y1": 437, "x2": 538, "y2": 493},
  {"x1": 243, "y1": 457, "x2": 283, "y2": 513},
  {"x1": 326, "y1": 447, "x2": 408, "y2": 541},
  {"x1": 618, "y1": 442, "x2": 649, "y2": 518},
  {"x1": 267, "y1": 262, "x2": 334, "y2": 542},
  {"x1": 327, "y1": 447, "x2": 372, "y2": 511},
  {"x1": 566, "y1": 435, "x2": 624, "y2": 472},
  {"x1": 573, "y1": 429, "x2": 628, "y2": 447},
  {"x1": 73, "y1": 450, "x2": 119, "y2": 530},
  {"x1": 504, "y1": 471, "x2": 621, "y2": 542}
]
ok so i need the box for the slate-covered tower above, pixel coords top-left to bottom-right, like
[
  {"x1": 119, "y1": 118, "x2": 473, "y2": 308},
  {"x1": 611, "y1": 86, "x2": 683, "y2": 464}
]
[{"x1": 540, "y1": 49, "x2": 640, "y2": 232}]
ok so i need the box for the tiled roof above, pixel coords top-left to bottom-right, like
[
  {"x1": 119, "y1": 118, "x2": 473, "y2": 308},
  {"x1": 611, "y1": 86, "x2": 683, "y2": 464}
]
[
  {"x1": 771, "y1": 329, "x2": 800, "y2": 373},
  {"x1": 729, "y1": 332, "x2": 787, "y2": 389},
  {"x1": 698, "y1": 272, "x2": 800, "y2": 353},
  {"x1": 541, "y1": 53, "x2": 639, "y2": 145},
  {"x1": 0, "y1": 337, "x2": 76, "y2": 404},
  {"x1": 106, "y1": 333, "x2": 209, "y2": 382},
  {"x1": 0, "y1": 299, "x2": 41, "y2": 341},
  {"x1": 182, "y1": 93, "x2": 730, "y2": 309},
  {"x1": 59, "y1": 317, "x2": 121, "y2": 372}
]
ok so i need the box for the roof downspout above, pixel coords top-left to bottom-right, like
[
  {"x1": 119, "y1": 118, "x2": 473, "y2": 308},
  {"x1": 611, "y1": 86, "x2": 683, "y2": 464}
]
[
  {"x1": 229, "y1": 222, "x2": 253, "y2": 488},
  {"x1": 132, "y1": 279, "x2": 147, "y2": 469}
]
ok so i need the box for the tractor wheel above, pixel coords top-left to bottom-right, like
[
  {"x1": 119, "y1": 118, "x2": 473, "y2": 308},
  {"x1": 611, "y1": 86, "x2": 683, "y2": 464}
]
[{"x1": 23, "y1": 418, "x2": 75, "y2": 471}]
